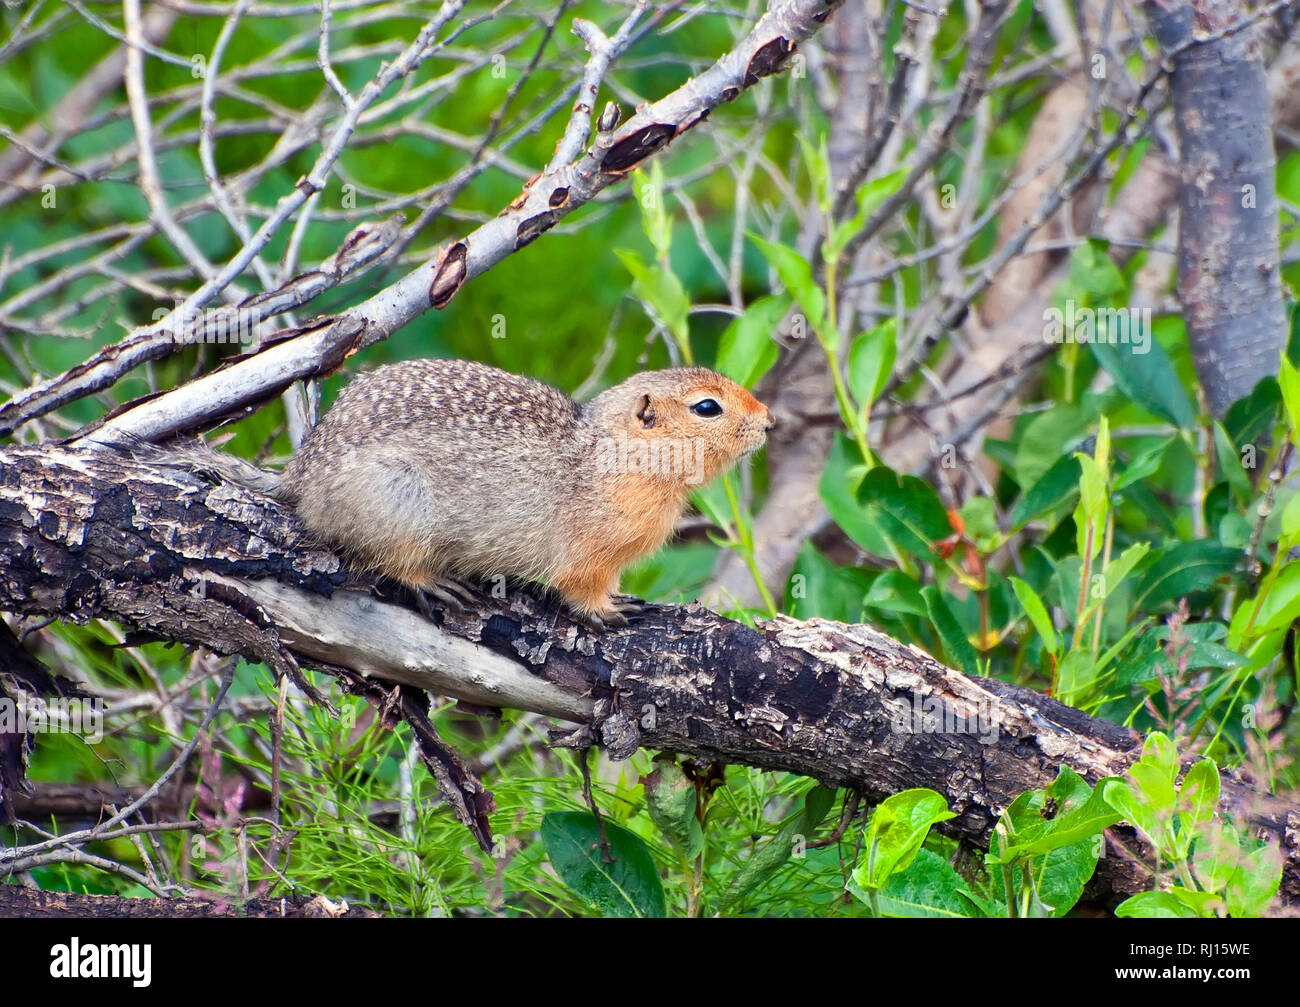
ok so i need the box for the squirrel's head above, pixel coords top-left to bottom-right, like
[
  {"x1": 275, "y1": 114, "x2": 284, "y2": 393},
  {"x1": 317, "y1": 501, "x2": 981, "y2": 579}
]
[{"x1": 584, "y1": 367, "x2": 773, "y2": 488}]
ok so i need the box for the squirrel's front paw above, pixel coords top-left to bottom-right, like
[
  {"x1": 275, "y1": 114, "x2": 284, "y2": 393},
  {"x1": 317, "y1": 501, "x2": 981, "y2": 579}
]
[{"x1": 580, "y1": 595, "x2": 646, "y2": 631}]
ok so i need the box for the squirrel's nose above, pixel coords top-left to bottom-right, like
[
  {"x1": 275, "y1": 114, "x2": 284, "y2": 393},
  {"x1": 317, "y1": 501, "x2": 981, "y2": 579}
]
[{"x1": 763, "y1": 408, "x2": 775, "y2": 432}]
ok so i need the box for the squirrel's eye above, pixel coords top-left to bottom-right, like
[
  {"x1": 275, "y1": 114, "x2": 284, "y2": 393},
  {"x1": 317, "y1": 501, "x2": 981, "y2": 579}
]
[{"x1": 690, "y1": 398, "x2": 723, "y2": 418}]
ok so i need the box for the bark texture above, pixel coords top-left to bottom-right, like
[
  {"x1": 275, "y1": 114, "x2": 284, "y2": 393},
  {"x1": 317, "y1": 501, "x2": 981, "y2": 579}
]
[
  {"x1": 1148, "y1": 0, "x2": 1288, "y2": 416},
  {"x1": 0, "y1": 886, "x2": 378, "y2": 918}
]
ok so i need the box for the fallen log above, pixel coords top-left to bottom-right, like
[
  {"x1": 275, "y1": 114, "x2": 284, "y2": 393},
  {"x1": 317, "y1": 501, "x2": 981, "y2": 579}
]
[{"x1": 1, "y1": 442, "x2": 1296, "y2": 905}]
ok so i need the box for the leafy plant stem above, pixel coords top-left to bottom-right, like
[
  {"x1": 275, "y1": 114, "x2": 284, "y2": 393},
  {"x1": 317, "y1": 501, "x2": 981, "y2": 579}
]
[
  {"x1": 979, "y1": 587, "x2": 989, "y2": 649},
  {"x1": 1235, "y1": 536, "x2": 1294, "y2": 646},
  {"x1": 1192, "y1": 661, "x2": 1262, "y2": 750},
  {"x1": 1073, "y1": 519, "x2": 1097, "y2": 650},
  {"x1": 1064, "y1": 341, "x2": 1078, "y2": 404},
  {"x1": 680, "y1": 849, "x2": 700, "y2": 917},
  {"x1": 821, "y1": 252, "x2": 874, "y2": 468},
  {"x1": 722, "y1": 473, "x2": 778, "y2": 616},
  {"x1": 1001, "y1": 860, "x2": 1017, "y2": 918},
  {"x1": 1091, "y1": 511, "x2": 1115, "y2": 657}
]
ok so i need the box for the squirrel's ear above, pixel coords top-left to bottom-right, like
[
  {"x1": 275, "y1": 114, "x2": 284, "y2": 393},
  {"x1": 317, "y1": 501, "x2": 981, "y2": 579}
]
[{"x1": 635, "y1": 394, "x2": 656, "y2": 429}]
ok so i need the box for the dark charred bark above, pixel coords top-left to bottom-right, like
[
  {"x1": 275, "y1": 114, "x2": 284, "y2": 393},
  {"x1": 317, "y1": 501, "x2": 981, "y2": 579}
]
[
  {"x1": 0, "y1": 886, "x2": 380, "y2": 918},
  {"x1": 0, "y1": 443, "x2": 1297, "y2": 905}
]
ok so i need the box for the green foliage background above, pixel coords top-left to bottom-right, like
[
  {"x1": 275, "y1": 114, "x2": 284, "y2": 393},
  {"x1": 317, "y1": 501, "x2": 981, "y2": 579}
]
[{"x1": 2, "y1": 0, "x2": 1298, "y2": 917}]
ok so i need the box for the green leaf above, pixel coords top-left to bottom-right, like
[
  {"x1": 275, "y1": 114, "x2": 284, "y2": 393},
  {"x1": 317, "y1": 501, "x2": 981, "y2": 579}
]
[
  {"x1": 541, "y1": 811, "x2": 667, "y2": 918},
  {"x1": 1033, "y1": 839, "x2": 1101, "y2": 918},
  {"x1": 643, "y1": 758, "x2": 704, "y2": 861},
  {"x1": 863, "y1": 570, "x2": 928, "y2": 618},
  {"x1": 1099, "y1": 541, "x2": 1150, "y2": 600},
  {"x1": 854, "y1": 789, "x2": 955, "y2": 891},
  {"x1": 1224, "y1": 842, "x2": 1283, "y2": 917},
  {"x1": 1279, "y1": 354, "x2": 1300, "y2": 447},
  {"x1": 1102, "y1": 780, "x2": 1159, "y2": 844},
  {"x1": 1113, "y1": 436, "x2": 1175, "y2": 491},
  {"x1": 847, "y1": 319, "x2": 897, "y2": 410},
  {"x1": 1073, "y1": 499, "x2": 1097, "y2": 565},
  {"x1": 786, "y1": 542, "x2": 875, "y2": 621},
  {"x1": 1178, "y1": 759, "x2": 1220, "y2": 828},
  {"x1": 1075, "y1": 452, "x2": 1107, "y2": 518},
  {"x1": 1118, "y1": 635, "x2": 1250, "y2": 686},
  {"x1": 870, "y1": 849, "x2": 980, "y2": 918},
  {"x1": 1130, "y1": 761, "x2": 1177, "y2": 815},
  {"x1": 855, "y1": 169, "x2": 907, "y2": 220},
  {"x1": 714, "y1": 785, "x2": 836, "y2": 913},
  {"x1": 1142, "y1": 731, "x2": 1180, "y2": 781},
  {"x1": 1056, "y1": 648, "x2": 1098, "y2": 706},
  {"x1": 1000, "y1": 784, "x2": 1057, "y2": 838},
  {"x1": 1010, "y1": 453, "x2": 1081, "y2": 530},
  {"x1": 797, "y1": 132, "x2": 832, "y2": 215},
  {"x1": 819, "y1": 433, "x2": 892, "y2": 555},
  {"x1": 856, "y1": 466, "x2": 952, "y2": 559},
  {"x1": 1120, "y1": 732, "x2": 1179, "y2": 822},
  {"x1": 1115, "y1": 891, "x2": 1202, "y2": 918},
  {"x1": 716, "y1": 295, "x2": 787, "y2": 387},
  {"x1": 1131, "y1": 540, "x2": 1240, "y2": 611},
  {"x1": 1167, "y1": 886, "x2": 1224, "y2": 917},
  {"x1": 631, "y1": 161, "x2": 671, "y2": 260},
  {"x1": 690, "y1": 477, "x2": 731, "y2": 530},
  {"x1": 1282, "y1": 492, "x2": 1300, "y2": 540},
  {"x1": 1076, "y1": 543, "x2": 1149, "y2": 628},
  {"x1": 1090, "y1": 333, "x2": 1197, "y2": 429},
  {"x1": 958, "y1": 496, "x2": 999, "y2": 550},
  {"x1": 1014, "y1": 404, "x2": 1089, "y2": 492},
  {"x1": 1192, "y1": 820, "x2": 1245, "y2": 892},
  {"x1": 1010, "y1": 576, "x2": 1059, "y2": 658},
  {"x1": 621, "y1": 542, "x2": 718, "y2": 602},
  {"x1": 714, "y1": 816, "x2": 806, "y2": 914},
  {"x1": 750, "y1": 234, "x2": 825, "y2": 334},
  {"x1": 1225, "y1": 376, "x2": 1280, "y2": 447},
  {"x1": 1068, "y1": 240, "x2": 1127, "y2": 300},
  {"x1": 1094, "y1": 413, "x2": 1111, "y2": 478},
  {"x1": 1190, "y1": 817, "x2": 1281, "y2": 917},
  {"x1": 1244, "y1": 562, "x2": 1300, "y2": 634},
  {"x1": 992, "y1": 768, "x2": 1122, "y2": 862},
  {"x1": 1213, "y1": 422, "x2": 1252, "y2": 503},
  {"x1": 828, "y1": 169, "x2": 907, "y2": 261},
  {"x1": 802, "y1": 784, "x2": 837, "y2": 828},
  {"x1": 921, "y1": 586, "x2": 979, "y2": 676},
  {"x1": 615, "y1": 249, "x2": 690, "y2": 345}
]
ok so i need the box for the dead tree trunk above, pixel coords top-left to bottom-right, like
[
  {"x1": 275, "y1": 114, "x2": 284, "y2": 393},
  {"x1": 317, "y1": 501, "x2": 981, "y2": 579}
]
[
  {"x1": 1147, "y1": 0, "x2": 1289, "y2": 416},
  {"x1": 1, "y1": 442, "x2": 1297, "y2": 904}
]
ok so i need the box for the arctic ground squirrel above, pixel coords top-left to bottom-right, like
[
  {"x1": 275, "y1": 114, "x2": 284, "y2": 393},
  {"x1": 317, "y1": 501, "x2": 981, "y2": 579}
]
[{"x1": 166, "y1": 358, "x2": 773, "y2": 627}]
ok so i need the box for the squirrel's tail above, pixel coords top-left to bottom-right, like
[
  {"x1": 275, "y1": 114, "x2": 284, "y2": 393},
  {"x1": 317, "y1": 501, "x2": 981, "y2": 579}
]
[{"x1": 97, "y1": 429, "x2": 283, "y2": 496}]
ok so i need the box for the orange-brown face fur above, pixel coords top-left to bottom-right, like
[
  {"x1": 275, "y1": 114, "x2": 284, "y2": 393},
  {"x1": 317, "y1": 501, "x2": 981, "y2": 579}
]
[
  {"x1": 639, "y1": 371, "x2": 772, "y2": 484},
  {"x1": 565, "y1": 367, "x2": 773, "y2": 619}
]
